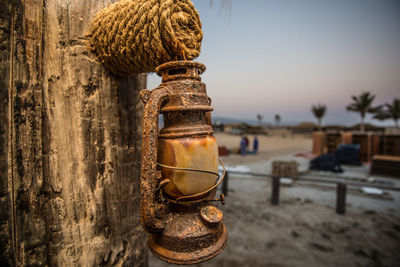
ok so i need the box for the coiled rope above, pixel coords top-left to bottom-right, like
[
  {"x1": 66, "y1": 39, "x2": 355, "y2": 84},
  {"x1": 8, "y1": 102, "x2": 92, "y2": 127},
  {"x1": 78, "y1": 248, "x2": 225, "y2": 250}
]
[{"x1": 89, "y1": 0, "x2": 203, "y2": 76}]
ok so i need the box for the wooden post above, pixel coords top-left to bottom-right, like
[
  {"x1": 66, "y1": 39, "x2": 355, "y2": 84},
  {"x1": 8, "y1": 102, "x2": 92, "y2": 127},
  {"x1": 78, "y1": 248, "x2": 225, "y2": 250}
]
[
  {"x1": 222, "y1": 171, "x2": 229, "y2": 196},
  {"x1": 270, "y1": 160, "x2": 296, "y2": 206},
  {"x1": 271, "y1": 176, "x2": 280, "y2": 205},
  {"x1": 336, "y1": 183, "x2": 347, "y2": 214},
  {"x1": 0, "y1": 1, "x2": 147, "y2": 266}
]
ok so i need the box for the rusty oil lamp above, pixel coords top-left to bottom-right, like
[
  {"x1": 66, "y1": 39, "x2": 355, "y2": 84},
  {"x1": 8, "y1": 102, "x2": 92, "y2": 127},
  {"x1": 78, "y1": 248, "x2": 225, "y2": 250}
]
[{"x1": 139, "y1": 61, "x2": 227, "y2": 264}]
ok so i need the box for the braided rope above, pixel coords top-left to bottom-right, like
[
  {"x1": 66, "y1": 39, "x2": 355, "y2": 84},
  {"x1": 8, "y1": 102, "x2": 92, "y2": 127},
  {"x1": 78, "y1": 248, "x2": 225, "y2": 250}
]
[{"x1": 89, "y1": 0, "x2": 203, "y2": 76}]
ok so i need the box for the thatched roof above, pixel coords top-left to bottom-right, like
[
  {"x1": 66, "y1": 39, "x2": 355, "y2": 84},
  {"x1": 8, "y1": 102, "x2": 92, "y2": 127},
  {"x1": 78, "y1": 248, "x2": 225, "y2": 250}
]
[
  {"x1": 348, "y1": 123, "x2": 385, "y2": 132},
  {"x1": 292, "y1": 122, "x2": 318, "y2": 129}
]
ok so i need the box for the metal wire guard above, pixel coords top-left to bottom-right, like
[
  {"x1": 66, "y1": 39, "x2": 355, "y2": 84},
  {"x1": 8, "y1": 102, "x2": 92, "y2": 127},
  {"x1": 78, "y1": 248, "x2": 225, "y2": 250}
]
[{"x1": 157, "y1": 158, "x2": 226, "y2": 202}]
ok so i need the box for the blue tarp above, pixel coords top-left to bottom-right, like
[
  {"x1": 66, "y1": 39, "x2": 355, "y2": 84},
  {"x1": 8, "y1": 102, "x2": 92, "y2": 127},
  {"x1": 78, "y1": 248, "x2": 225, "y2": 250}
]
[
  {"x1": 334, "y1": 144, "x2": 362, "y2": 166},
  {"x1": 310, "y1": 154, "x2": 343, "y2": 173}
]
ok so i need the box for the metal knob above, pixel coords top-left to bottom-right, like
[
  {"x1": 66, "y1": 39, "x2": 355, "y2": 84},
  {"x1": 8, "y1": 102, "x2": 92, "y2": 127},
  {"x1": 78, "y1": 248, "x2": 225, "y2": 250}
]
[{"x1": 200, "y1": 205, "x2": 223, "y2": 228}]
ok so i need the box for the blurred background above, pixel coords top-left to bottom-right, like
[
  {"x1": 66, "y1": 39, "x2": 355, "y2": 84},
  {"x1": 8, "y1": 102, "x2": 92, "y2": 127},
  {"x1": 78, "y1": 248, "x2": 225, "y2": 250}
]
[
  {"x1": 149, "y1": 0, "x2": 400, "y2": 127},
  {"x1": 149, "y1": 1, "x2": 400, "y2": 266}
]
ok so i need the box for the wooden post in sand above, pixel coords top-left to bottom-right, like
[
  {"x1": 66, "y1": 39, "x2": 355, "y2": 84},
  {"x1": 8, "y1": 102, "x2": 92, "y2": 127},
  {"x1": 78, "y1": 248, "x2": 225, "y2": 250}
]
[
  {"x1": 271, "y1": 176, "x2": 280, "y2": 205},
  {"x1": 336, "y1": 183, "x2": 347, "y2": 214},
  {"x1": 222, "y1": 171, "x2": 229, "y2": 196},
  {"x1": 271, "y1": 161, "x2": 298, "y2": 206}
]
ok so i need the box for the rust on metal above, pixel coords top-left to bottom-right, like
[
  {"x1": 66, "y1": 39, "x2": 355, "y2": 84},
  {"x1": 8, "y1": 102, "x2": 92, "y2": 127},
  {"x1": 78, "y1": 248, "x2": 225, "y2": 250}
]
[
  {"x1": 148, "y1": 203, "x2": 227, "y2": 265},
  {"x1": 140, "y1": 60, "x2": 227, "y2": 264},
  {"x1": 200, "y1": 205, "x2": 223, "y2": 227}
]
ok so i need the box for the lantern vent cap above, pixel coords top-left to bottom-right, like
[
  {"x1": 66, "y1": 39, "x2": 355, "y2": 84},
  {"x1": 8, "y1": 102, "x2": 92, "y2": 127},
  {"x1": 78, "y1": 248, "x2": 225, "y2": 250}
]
[{"x1": 156, "y1": 60, "x2": 206, "y2": 82}]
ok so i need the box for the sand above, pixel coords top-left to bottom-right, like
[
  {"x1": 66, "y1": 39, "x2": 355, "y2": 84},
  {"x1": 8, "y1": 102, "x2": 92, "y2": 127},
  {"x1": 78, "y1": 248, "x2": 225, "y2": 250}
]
[{"x1": 148, "y1": 134, "x2": 400, "y2": 267}]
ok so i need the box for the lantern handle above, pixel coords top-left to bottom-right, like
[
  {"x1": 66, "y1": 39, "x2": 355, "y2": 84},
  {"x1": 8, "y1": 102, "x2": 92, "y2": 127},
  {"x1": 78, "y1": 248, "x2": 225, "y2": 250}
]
[
  {"x1": 140, "y1": 85, "x2": 172, "y2": 233},
  {"x1": 157, "y1": 158, "x2": 226, "y2": 203}
]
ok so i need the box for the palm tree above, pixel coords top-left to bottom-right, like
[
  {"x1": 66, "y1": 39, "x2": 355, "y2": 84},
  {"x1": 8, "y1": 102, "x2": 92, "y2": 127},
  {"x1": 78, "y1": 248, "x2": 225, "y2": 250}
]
[
  {"x1": 256, "y1": 114, "x2": 263, "y2": 126},
  {"x1": 311, "y1": 104, "x2": 326, "y2": 129},
  {"x1": 373, "y1": 98, "x2": 400, "y2": 128},
  {"x1": 346, "y1": 92, "x2": 378, "y2": 132},
  {"x1": 274, "y1": 114, "x2": 281, "y2": 127}
]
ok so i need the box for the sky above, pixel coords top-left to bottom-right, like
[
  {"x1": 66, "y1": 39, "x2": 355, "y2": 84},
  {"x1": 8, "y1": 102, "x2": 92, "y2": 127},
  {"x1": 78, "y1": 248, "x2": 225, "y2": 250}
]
[{"x1": 148, "y1": 0, "x2": 400, "y2": 126}]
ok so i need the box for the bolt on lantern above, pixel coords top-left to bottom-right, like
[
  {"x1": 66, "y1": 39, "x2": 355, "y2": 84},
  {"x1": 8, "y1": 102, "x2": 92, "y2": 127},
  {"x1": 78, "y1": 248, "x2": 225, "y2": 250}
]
[{"x1": 140, "y1": 61, "x2": 227, "y2": 264}]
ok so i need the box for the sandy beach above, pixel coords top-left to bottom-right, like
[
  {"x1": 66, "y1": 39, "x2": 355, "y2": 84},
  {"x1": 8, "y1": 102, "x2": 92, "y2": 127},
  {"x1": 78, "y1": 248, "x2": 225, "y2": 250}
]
[
  {"x1": 215, "y1": 133, "x2": 312, "y2": 165},
  {"x1": 149, "y1": 133, "x2": 400, "y2": 267}
]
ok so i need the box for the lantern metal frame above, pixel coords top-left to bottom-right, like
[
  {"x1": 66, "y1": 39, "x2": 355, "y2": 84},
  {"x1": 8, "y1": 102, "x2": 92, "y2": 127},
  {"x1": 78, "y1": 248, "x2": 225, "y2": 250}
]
[{"x1": 139, "y1": 61, "x2": 227, "y2": 264}]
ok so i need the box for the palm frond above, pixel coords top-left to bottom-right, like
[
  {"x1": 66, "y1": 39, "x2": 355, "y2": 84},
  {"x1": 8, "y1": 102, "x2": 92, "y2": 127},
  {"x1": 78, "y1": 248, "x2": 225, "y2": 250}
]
[
  {"x1": 376, "y1": 98, "x2": 400, "y2": 126},
  {"x1": 347, "y1": 91, "x2": 377, "y2": 114},
  {"x1": 209, "y1": 0, "x2": 232, "y2": 22},
  {"x1": 311, "y1": 104, "x2": 326, "y2": 119},
  {"x1": 373, "y1": 112, "x2": 391, "y2": 120}
]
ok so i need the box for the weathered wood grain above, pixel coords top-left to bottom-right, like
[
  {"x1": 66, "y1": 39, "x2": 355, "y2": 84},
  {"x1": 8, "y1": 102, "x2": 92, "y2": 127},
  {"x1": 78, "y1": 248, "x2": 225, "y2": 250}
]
[
  {"x1": 1, "y1": 0, "x2": 147, "y2": 266},
  {"x1": 0, "y1": 1, "x2": 13, "y2": 265}
]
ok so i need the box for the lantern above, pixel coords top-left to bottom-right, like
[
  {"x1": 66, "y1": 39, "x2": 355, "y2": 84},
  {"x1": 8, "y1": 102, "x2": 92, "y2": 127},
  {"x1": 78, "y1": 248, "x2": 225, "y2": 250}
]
[{"x1": 139, "y1": 61, "x2": 227, "y2": 264}]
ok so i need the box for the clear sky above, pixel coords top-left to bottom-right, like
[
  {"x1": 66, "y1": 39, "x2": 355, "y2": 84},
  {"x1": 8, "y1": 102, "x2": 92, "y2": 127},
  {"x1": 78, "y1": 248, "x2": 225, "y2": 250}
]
[{"x1": 148, "y1": 0, "x2": 400, "y2": 126}]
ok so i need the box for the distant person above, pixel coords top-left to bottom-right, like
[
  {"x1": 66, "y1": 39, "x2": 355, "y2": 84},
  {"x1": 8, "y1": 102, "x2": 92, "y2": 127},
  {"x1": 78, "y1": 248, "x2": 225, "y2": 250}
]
[
  {"x1": 244, "y1": 136, "x2": 249, "y2": 153},
  {"x1": 240, "y1": 135, "x2": 246, "y2": 155},
  {"x1": 253, "y1": 136, "x2": 259, "y2": 154}
]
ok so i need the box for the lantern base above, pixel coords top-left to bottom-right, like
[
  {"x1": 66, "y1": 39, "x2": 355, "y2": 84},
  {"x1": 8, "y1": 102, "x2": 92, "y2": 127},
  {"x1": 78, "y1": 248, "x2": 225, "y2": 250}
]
[{"x1": 148, "y1": 204, "x2": 227, "y2": 265}]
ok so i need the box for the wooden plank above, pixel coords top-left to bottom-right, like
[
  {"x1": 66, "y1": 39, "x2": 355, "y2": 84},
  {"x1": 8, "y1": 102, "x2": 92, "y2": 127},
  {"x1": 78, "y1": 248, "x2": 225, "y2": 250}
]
[
  {"x1": 371, "y1": 155, "x2": 400, "y2": 177},
  {"x1": 0, "y1": 0, "x2": 13, "y2": 264},
  {"x1": 1, "y1": 0, "x2": 148, "y2": 265}
]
